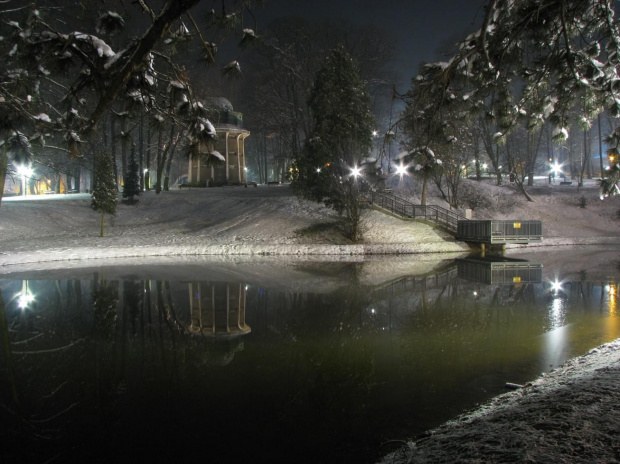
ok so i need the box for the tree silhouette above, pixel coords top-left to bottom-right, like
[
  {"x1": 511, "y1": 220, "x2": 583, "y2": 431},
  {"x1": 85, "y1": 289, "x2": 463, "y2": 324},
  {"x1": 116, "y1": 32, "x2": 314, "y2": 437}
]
[
  {"x1": 92, "y1": 153, "x2": 118, "y2": 237},
  {"x1": 123, "y1": 145, "x2": 141, "y2": 203}
]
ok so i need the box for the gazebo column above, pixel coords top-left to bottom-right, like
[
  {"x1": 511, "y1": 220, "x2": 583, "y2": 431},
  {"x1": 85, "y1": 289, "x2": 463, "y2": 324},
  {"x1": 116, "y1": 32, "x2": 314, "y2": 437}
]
[
  {"x1": 236, "y1": 134, "x2": 242, "y2": 183},
  {"x1": 225, "y1": 131, "x2": 230, "y2": 183}
]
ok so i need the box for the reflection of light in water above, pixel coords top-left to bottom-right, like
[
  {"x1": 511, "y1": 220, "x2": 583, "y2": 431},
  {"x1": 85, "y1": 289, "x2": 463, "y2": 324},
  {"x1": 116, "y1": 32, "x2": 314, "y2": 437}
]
[
  {"x1": 550, "y1": 296, "x2": 565, "y2": 329},
  {"x1": 605, "y1": 283, "x2": 618, "y2": 339},
  {"x1": 540, "y1": 294, "x2": 570, "y2": 371},
  {"x1": 16, "y1": 280, "x2": 35, "y2": 309},
  {"x1": 607, "y1": 284, "x2": 617, "y2": 316}
]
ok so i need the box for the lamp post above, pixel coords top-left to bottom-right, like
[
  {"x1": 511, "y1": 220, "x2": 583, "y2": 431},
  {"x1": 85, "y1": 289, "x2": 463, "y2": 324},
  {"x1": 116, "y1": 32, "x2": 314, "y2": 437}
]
[{"x1": 16, "y1": 164, "x2": 33, "y2": 196}]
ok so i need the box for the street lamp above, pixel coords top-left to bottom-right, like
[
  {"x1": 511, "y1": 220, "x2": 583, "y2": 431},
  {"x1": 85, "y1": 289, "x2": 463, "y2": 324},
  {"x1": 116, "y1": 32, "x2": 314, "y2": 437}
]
[
  {"x1": 395, "y1": 163, "x2": 408, "y2": 176},
  {"x1": 15, "y1": 164, "x2": 33, "y2": 196}
]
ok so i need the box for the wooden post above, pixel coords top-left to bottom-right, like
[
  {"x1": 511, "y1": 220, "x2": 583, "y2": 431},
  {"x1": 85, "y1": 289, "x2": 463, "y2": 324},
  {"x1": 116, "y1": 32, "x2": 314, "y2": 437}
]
[{"x1": 481, "y1": 243, "x2": 486, "y2": 258}]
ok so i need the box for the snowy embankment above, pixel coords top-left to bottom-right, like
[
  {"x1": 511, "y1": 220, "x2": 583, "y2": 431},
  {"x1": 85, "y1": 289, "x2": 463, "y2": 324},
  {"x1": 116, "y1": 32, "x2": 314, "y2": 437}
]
[
  {"x1": 1, "y1": 179, "x2": 618, "y2": 272},
  {"x1": 0, "y1": 184, "x2": 469, "y2": 271},
  {"x1": 379, "y1": 340, "x2": 620, "y2": 464}
]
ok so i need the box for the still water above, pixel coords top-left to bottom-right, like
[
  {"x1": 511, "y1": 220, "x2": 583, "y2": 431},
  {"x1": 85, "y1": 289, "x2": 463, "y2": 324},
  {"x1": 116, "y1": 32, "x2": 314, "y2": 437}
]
[{"x1": 1, "y1": 249, "x2": 619, "y2": 463}]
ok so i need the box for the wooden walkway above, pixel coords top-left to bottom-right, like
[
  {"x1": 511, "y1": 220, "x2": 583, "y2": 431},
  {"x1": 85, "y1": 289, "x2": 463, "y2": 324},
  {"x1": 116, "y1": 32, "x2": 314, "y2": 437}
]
[{"x1": 366, "y1": 189, "x2": 543, "y2": 252}]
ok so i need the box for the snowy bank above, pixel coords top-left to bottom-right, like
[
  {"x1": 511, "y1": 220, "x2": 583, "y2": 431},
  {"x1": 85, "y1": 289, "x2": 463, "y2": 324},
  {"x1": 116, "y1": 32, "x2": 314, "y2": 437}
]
[
  {"x1": 379, "y1": 340, "x2": 620, "y2": 463},
  {"x1": 0, "y1": 180, "x2": 617, "y2": 273},
  {"x1": 0, "y1": 185, "x2": 469, "y2": 272}
]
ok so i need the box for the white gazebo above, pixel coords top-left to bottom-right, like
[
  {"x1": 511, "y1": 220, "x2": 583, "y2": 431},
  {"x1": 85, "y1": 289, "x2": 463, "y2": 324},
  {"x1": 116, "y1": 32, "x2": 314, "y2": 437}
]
[{"x1": 188, "y1": 98, "x2": 250, "y2": 186}]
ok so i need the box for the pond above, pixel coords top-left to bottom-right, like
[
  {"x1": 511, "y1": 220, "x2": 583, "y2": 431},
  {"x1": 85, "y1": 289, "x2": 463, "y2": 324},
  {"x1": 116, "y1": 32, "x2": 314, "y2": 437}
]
[{"x1": 1, "y1": 248, "x2": 619, "y2": 464}]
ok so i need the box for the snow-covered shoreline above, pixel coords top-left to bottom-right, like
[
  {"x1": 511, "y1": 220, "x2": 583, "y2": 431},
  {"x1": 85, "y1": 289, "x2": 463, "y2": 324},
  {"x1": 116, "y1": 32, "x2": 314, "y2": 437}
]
[
  {"x1": 0, "y1": 182, "x2": 618, "y2": 273},
  {"x1": 379, "y1": 340, "x2": 620, "y2": 463}
]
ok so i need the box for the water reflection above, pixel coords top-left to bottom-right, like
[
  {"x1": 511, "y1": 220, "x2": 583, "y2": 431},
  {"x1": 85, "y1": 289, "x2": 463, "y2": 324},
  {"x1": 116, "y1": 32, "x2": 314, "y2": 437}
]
[{"x1": 1, "y1": 256, "x2": 619, "y2": 464}]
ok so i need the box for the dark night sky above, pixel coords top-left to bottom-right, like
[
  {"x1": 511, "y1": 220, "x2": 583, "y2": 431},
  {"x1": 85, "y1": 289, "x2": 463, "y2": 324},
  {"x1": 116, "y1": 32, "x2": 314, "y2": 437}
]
[{"x1": 255, "y1": 0, "x2": 487, "y2": 89}]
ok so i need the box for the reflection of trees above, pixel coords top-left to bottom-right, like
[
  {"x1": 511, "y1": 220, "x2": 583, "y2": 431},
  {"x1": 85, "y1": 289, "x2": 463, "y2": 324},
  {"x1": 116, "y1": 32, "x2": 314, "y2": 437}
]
[
  {"x1": 2, "y1": 269, "x2": 618, "y2": 463},
  {"x1": 244, "y1": 264, "x2": 382, "y2": 453},
  {"x1": 92, "y1": 281, "x2": 118, "y2": 339}
]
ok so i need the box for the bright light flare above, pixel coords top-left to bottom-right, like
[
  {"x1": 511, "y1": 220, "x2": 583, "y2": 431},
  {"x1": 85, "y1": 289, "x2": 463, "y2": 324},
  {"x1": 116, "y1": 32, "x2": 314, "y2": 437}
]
[
  {"x1": 372, "y1": 130, "x2": 378, "y2": 137},
  {"x1": 550, "y1": 162, "x2": 562, "y2": 174},
  {"x1": 606, "y1": 284, "x2": 617, "y2": 297},
  {"x1": 17, "y1": 292, "x2": 34, "y2": 309},
  {"x1": 550, "y1": 279, "x2": 564, "y2": 293},
  {"x1": 16, "y1": 164, "x2": 33, "y2": 177},
  {"x1": 394, "y1": 164, "x2": 408, "y2": 176},
  {"x1": 316, "y1": 168, "x2": 321, "y2": 173},
  {"x1": 350, "y1": 166, "x2": 361, "y2": 178}
]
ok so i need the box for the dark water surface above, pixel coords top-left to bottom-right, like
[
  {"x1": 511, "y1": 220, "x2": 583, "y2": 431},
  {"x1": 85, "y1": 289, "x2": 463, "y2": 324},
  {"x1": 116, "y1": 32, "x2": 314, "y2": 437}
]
[{"x1": 1, "y1": 249, "x2": 619, "y2": 463}]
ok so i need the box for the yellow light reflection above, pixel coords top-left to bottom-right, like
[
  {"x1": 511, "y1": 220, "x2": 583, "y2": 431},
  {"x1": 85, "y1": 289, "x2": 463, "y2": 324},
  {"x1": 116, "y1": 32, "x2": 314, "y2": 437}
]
[
  {"x1": 605, "y1": 283, "x2": 618, "y2": 341},
  {"x1": 608, "y1": 284, "x2": 617, "y2": 316}
]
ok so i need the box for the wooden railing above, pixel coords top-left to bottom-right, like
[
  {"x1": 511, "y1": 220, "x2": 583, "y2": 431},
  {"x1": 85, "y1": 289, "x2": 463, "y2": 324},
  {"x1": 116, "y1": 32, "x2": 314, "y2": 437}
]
[{"x1": 366, "y1": 190, "x2": 466, "y2": 232}]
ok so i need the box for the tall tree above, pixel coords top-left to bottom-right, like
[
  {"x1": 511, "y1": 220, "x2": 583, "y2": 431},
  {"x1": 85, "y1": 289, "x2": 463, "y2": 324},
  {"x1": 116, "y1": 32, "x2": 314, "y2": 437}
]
[
  {"x1": 240, "y1": 18, "x2": 397, "y2": 183},
  {"x1": 92, "y1": 153, "x2": 118, "y2": 237},
  {"x1": 290, "y1": 45, "x2": 374, "y2": 241}
]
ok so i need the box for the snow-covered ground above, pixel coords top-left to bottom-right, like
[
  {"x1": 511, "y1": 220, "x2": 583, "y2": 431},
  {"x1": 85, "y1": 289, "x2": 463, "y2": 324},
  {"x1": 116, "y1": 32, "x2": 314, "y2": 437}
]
[
  {"x1": 0, "y1": 178, "x2": 617, "y2": 272},
  {"x1": 0, "y1": 183, "x2": 472, "y2": 270}
]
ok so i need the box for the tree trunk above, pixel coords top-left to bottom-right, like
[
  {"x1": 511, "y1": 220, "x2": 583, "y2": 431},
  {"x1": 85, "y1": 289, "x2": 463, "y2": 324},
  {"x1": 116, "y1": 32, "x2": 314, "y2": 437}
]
[
  {"x1": 75, "y1": 168, "x2": 81, "y2": 193},
  {"x1": 514, "y1": 178, "x2": 535, "y2": 202},
  {"x1": 155, "y1": 126, "x2": 164, "y2": 194},
  {"x1": 598, "y1": 114, "x2": 604, "y2": 178},
  {"x1": 163, "y1": 134, "x2": 176, "y2": 191},
  {"x1": 120, "y1": 116, "x2": 128, "y2": 183},
  {"x1": 139, "y1": 112, "x2": 144, "y2": 191},
  {"x1": 100, "y1": 212, "x2": 105, "y2": 237},
  {"x1": 420, "y1": 177, "x2": 428, "y2": 206},
  {"x1": 111, "y1": 116, "x2": 119, "y2": 191},
  {"x1": 145, "y1": 122, "x2": 151, "y2": 190},
  {"x1": 0, "y1": 148, "x2": 7, "y2": 210}
]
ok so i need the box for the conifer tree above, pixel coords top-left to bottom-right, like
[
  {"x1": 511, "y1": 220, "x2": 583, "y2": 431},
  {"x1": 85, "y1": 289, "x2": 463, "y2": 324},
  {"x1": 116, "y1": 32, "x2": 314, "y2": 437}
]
[
  {"x1": 92, "y1": 153, "x2": 118, "y2": 237},
  {"x1": 290, "y1": 45, "x2": 374, "y2": 241},
  {"x1": 123, "y1": 145, "x2": 141, "y2": 203}
]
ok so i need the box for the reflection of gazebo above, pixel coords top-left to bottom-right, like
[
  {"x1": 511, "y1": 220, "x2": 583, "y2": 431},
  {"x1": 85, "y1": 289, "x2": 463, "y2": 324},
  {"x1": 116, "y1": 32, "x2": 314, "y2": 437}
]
[
  {"x1": 188, "y1": 282, "x2": 251, "y2": 337},
  {"x1": 187, "y1": 98, "x2": 250, "y2": 186}
]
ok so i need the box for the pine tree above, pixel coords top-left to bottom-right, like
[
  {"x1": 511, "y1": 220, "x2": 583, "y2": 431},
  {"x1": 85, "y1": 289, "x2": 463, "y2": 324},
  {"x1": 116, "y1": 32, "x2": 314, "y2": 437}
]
[
  {"x1": 290, "y1": 44, "x2": 374, "y2": 241},
  {"x1": 123, "y1": 145, "x2": 141, "y2": 203},
  {"x1": 92, "y1": 153, "x2": 118, "y2": 237}
]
